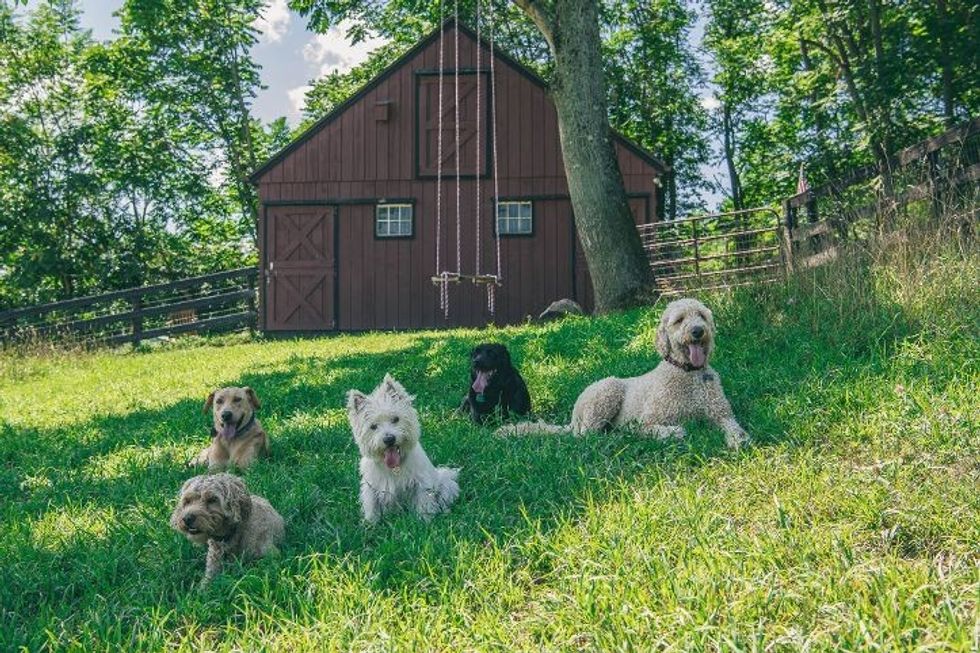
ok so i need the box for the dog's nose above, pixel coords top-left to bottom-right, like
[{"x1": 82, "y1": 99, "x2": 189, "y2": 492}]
[
  {"x1": 383, "y1": 434, "x2": 397, "y2": 446},
  {"x1": 183, "y1": 514, "x2": 196, "y2": 527},
  {"x1": 220, "y1": 410, "x2": 234, "y2": 423},
  {"x1": 691, "y1": 326, "x2": 705, "y2": 340}
]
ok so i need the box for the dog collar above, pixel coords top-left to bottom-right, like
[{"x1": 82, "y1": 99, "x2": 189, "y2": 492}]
[{"x1": 664, "y1": 356, "x2": 704, "y2": 372}]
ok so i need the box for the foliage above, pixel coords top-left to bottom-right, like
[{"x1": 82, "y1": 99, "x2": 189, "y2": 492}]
[
  {"x1": 0, "y1": 0, "x2": 291, "y2": 308},
  {"x1": 703, "y1": 0, "x2": 980, "y2": 208},
  {"x1": 1, "y1": 226, "x2": 977, "y2": 649}
]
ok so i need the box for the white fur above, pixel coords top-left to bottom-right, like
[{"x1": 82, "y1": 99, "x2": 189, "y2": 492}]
[
  {"x1": 347, "y1": 374, "x2": 460, "y2": 524},
  {"x1": 498, "y1": 298, "x2": 750, "y2": 449}
]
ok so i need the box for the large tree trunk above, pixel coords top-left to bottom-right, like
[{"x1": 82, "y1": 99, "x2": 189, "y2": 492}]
[{"x1": 515, "y1": 0, "x2": 652, "y2": 312}]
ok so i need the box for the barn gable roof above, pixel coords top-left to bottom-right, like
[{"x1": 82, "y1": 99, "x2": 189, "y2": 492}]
[{"x1": 249, "y1": 18, "x2": 667, "y2": 183}]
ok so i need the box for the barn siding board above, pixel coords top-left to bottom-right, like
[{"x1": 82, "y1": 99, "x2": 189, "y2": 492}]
[{"x1": 254, "y1": 22, "x2": 662, "y2": 332}]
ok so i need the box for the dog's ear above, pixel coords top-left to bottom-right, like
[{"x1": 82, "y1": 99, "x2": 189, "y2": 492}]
[
  {"x1": 224, "y1": 476, "x2": 252, "y2": 526},
  {"x1": 203, "y1": 391, "x2": 216, "y2": 414},
  {"x1": 655, "y1": 307, "x2": 672, "y2": 359},
  {"x1": 244, "y1": 387, "x2": 261, "y2": 410},
  {"x1": 347, "y1": 389, "x2": 368, "y2": 415},
  {"x1": 380, "y1": 374, "x2": 412, "y2": 402},
  {"x1": 496, "y1": 345, "x2": 513, "y2": 367}
]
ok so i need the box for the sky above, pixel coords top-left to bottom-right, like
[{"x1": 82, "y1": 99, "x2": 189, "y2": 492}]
[{"x1": 21, "y1": 0, "x2": 725, "y2": 207}]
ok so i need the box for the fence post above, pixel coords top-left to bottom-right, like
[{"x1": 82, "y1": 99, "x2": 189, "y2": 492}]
[
  {"x1": 782, "y1": 199, "x2": 795, "y2": 274},
  {"x1": 246, "y1": 272, "x2": 257, "y2": 335},
  {"x1": 132, "y1": 294, "x2": 142, "y2": 347},
  {"x1": 692, "y1": 219, "x2": 701, "y2": 285}
]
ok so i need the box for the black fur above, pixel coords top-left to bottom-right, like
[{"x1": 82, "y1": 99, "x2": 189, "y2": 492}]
[{"x1": 460, "y1": 343, "x2": 531, "y2": 424}]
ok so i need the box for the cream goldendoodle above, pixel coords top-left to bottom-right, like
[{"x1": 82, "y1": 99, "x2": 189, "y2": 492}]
[
  {"x1": 170, "y1": 473, "x2": 284, "y2": 583},
  {"x1": 192, "y1": 386, "x2": 269, "y2": 470},
  {"x1": 347, "y1": 374, "x2": 460, "y2": 524},
  {"x1": 499, "y1": 298, "x2": 750, "y2": 448}
]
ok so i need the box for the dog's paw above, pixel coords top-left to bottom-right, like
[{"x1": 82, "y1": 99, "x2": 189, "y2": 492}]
[{"x1": 725, "y1": 427, "x2": 751, "y2": 449}]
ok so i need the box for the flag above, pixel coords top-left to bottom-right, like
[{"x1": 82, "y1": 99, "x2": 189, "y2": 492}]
[{"x1": 796, "y1": 163, "x2": 809, "y2": 195}]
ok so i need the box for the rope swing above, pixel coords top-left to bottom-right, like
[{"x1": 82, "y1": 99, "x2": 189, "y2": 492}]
[{"x1": 431, "y1": 0, "x2": 503, "y2": 318}]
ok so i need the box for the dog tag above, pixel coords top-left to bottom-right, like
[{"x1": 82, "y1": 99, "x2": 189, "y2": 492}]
[{"x1": 476, "y1": 393, "x2": 486, "y2": 403}]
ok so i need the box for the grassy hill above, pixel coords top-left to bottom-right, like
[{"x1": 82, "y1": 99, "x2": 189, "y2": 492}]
[{"x1": 1, "y1": 238, "x2": 977, "y2": 651}]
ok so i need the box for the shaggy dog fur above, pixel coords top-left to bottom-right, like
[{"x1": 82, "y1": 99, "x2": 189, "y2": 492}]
[
  {"x1": 498, "y1": 298, "x2": 750, "y2": 448},
  {"x1": 459, "y1": 343, "x2": 532, "y2": 425},
  {"x1": 192, "y1": 386, "x2": 269, "y2": 470},
  {"x1": 347, "y1": 374, "x2": 460, "y2": 524},
  {"x1": 169, "y1": 473, "x2": 284, "y2": 583}
]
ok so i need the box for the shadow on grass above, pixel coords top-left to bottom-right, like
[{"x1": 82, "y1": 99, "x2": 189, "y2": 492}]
[{"x1": 0, "y1": 282, "x2": 941, "y2": 647}]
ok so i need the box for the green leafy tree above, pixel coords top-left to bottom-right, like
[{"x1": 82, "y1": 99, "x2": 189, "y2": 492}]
[{"x1": 605, "y1": 0, "x2": 711, "y2": 219}]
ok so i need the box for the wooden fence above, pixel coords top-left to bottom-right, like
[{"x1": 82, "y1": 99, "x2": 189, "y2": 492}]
[
  {"x1": 0, "y1": 268, "x2": 258, "y2": 348},
  {"x1": 640, "y1": 207, "x2": 785, "y2": 295},
  {"x1": 783, "y1": 116, "x2": 980, "y2": 267}
]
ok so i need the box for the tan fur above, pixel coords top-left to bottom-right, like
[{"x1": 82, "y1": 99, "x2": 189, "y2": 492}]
[
  {"x1": 192, "y1": 386, "x2": 269, "y2": 470},
  {"x1": 499, "y1": 298, "x2": 750, "y2": 448},
  {"x1": 169, "y1": 473, "x2": 284, "y2": 584}
]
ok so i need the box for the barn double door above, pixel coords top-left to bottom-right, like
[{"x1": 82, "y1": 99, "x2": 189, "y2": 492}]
[{"x1": 264, "y1": 205, "x2": 337, "y2": 331}]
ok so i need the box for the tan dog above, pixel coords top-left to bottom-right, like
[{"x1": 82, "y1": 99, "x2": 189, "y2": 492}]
[
  {"x1": 192, "y1": 387, "x2": 269, "y2": 470},
  {"x1": 499, "y1": 298, "x2": 750, "y2": 448},
  {"x1": 170, "y1": 473, "x2": 284, "y2": 584}
]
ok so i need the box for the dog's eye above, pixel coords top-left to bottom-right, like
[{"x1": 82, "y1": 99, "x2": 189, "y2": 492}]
[
  {"x1": 233, "y1": 397, "x2": 242, "y2": 403},
  {"x1": 391, "y1": 416, "x2": 399, "y2": 424},
  {"x1": 206, "y1": 496, "x2": 218, "y2": 505},
  {"x1": 370, "y1": 424, "x2": 378, "y2": 430},
  {"x1": 216, "y1": 398, "x2": 224, "y2": 405},
  {"x1": 672, "y1": 316, "x2": 683, "y2": 325}
]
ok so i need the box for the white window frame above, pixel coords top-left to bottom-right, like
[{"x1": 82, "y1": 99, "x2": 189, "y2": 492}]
[
  {"x1": 375, "y1": 203, "x2": 414, "y2": 238},
  {"x1": 496, "y1": 200, "x2": 533, "y2": 236}
]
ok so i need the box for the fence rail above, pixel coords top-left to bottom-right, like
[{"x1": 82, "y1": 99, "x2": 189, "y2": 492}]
[
  {"x1": 640, "y1": 207, "x2": 785, "y2": 295},
  {"x1": 783, "y1": 116, "x2": 980, "y2": 259},
  {"x1": 0, "y1": 267, "x2": 258, "y2": 348}
]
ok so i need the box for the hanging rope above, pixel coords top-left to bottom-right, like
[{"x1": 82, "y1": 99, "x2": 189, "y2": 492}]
[
  {"x1": 453, "y1": 0, "x2": 462, "y2": 280},
  {"x1": 487, "y1": 0, "x2": 503, "y2": 315},
  {"x1": 474, "y1": 0, "x2": 482, "y2": 279},
  {"x1": 434, "y1": 3, "x2": 450, "y2": 317}
]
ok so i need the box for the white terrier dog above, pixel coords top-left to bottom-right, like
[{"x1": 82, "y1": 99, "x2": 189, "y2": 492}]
[{"x1": 346, "y1": 374, "x2": 460, "y2": 524}]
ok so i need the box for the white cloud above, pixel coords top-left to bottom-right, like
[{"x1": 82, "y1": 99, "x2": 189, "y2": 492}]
[
  {"x1": 287, "y1": 84, "x2": 312, "y2": 120},
  {"x1": 700, "y1": 95, "x2": 721, "y2": 111},
  {"x1": 301, "y1": 20, "x2": 387, "y2": 77},
  {"x1": 254, "y1": 0, "x2": 291, "y2": 44}
]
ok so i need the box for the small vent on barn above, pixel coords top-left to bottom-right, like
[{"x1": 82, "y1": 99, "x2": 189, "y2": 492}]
[{"x1": 375, "y1": 100, "x2": 393, "y2": 122}]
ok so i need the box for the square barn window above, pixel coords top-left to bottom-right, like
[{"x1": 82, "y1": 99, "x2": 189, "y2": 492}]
[
  {"x1": 376, "y1": 203, "x2": 413, "y2": 238},
  {"x1": 496, "y1": 201, "x2": 533, "y2": 235}
]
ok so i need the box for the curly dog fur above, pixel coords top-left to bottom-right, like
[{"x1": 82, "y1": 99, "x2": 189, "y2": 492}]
[
  {"x1": 498, "y1": 298, "x2": 750, "y2": 448},
  {"x1": 170, "y1": 473, "x2": 284, "y2": 583}
]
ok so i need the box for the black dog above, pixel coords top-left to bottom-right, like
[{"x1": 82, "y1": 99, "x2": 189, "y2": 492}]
[{"x1": 460, "y1": 343, "x2": 531, "y2": 424}]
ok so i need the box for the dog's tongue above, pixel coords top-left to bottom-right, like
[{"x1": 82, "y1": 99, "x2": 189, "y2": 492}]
[
  {"x1": 472, "y1": 370, "x2": 490, "y2": 393},
  {"x1": 384, "y1": 446, "x2": 401, "y2": 469},
  {"x1": 219, "y1": 422, "x2": 236, "y2": 439},
  {"x1": 688, "y1": 344, "x2": 706, "y2": 368}
]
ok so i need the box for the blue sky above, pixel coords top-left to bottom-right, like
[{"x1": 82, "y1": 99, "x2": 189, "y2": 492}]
[{"x1": 22, "y1": 0, "x2": 725, "y2": 207}]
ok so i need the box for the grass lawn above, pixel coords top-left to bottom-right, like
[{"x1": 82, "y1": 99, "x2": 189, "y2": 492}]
[{"x1": 1, "y1": 245, "x2": 978, "y2": 651}]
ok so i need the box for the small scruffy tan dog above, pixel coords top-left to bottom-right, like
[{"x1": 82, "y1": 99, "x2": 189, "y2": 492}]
[
  {"x1": 499, "y1": 298, "x2": 750, "y2": 448},
  {"x1": 170, "y1": 473, "x2": 284, "y2": 584},
  {"x1": 347, "y1": 374, "x2": 460, "y2": 524},
  {"x1": 192, "y1": 386, "x2": 269, "y2": 470}
]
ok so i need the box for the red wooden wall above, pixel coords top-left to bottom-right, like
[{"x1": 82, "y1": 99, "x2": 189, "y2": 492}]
[{"x1": 254, "y1": 22, "x2": 662, "y2": 332}]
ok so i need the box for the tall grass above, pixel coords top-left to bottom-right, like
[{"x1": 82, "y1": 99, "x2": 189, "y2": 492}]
[{"x1": 0, "y1": 218, "x2": 977, "y2": 651}]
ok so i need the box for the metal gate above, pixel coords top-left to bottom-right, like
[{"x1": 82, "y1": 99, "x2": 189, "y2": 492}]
[{"x1": 638, "y1": 208, "x2": 785, "y2": 295}]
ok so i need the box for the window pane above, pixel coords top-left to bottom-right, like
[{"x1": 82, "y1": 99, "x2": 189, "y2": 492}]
[
  {"x1": 520, "y1": 218, "x2": 531, "y2": 233},
  {"x1": 520, "y1": 203, "x2": 531, "y2": 218},
  {"x1": 378, "y1": 222, "x2": 389, "y2": 236}
]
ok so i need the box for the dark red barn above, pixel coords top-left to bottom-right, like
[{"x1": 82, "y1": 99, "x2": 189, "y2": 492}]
[{"x1": 250, "y1": 19, "x2": 665, "y2": 332}]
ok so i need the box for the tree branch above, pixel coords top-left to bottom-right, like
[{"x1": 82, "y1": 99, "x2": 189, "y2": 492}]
[{"x1": 511, "y1": 0, "x2": 555, "y2": 54}]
